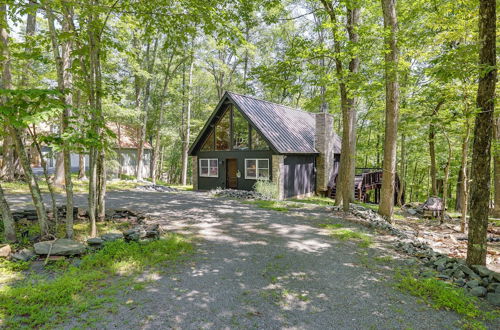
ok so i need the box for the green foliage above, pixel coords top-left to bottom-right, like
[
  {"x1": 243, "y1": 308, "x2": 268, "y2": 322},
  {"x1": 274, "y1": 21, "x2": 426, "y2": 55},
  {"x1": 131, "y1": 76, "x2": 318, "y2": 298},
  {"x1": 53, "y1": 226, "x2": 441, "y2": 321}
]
[
  {"x1": 253, "y1": 179, "x2": 279, "y2": 200},
  {"x1": 395, "y1": 271, "x2": 499, "y2": 328},
  {"x1": 0, "y1": 235, "x2": 193, "y2": 329}
]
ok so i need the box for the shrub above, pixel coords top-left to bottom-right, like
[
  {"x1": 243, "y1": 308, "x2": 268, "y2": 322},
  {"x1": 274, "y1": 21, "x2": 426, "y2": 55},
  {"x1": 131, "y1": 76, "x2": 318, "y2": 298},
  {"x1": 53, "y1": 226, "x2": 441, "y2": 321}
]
[{"x1": 253, "y1": 179, "x2": 279, "y2": 200}]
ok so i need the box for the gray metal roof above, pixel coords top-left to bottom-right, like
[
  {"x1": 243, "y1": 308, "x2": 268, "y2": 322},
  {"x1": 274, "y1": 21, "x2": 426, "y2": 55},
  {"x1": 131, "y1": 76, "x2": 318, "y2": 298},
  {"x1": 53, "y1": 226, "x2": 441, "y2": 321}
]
[
  {"x1": 189, "y1": 91, "x2": 341, "y2": 155},
  {"x1": 227, "y1": 92, "x2": 341, "y2": 154}
]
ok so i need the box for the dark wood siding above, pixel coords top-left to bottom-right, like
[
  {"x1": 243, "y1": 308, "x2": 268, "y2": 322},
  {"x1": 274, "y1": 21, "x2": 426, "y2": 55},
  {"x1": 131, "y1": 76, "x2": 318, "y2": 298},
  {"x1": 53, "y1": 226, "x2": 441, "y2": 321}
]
[
  {"x1": 283, "y1": 155, "x2": 315, "y2": 198},
  {"x1": 196, "y1": 150, "x2": 274, "y2": 191}
]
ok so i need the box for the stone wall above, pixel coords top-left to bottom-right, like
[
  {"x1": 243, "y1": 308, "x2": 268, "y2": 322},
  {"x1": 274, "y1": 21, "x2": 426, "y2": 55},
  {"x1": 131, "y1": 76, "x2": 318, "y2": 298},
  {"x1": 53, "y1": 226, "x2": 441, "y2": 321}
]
[
  {"x1": 272, "y1": 155, "x2": 285, "y2": 200},
  {"x1": 191, "y1": 156, "x2": 198, "y2": 190},
  {"x1": 315, "y1": 113, "x2": 334, "y2": 194}
]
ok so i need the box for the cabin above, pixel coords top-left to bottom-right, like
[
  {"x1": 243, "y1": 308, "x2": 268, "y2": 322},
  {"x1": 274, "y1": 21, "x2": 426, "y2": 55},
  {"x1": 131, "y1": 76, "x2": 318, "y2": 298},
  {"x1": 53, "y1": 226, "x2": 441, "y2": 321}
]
[{"x1": 188, "y1": 91, "x2": 341, "y2": 199}]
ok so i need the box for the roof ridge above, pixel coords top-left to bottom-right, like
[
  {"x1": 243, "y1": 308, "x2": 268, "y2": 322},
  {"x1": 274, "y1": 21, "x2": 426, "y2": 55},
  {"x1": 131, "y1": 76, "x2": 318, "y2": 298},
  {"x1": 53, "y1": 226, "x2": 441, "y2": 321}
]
[{"x1": 226, "y1": 91, "x2": 316, "y2": 116}]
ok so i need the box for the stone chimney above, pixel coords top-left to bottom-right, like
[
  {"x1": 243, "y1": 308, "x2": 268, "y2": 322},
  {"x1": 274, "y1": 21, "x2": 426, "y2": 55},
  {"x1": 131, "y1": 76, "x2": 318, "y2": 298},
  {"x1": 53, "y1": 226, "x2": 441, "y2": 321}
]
[{"x1": 315, "y1": 113, "x2": 334, "y2": 194}]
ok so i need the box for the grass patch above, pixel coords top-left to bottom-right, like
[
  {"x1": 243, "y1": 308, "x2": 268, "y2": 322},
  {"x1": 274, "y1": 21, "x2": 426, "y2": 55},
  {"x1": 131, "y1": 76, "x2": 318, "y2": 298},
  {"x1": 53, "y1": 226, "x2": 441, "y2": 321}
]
[
  {"x1": 0, "y1": 235, "x2": 193, "y2": 328},
  {"x1": 321, "y1": 223, "x2": 373, "y2": 248},
  {"x1": 242, "y1": 200, "x2": 289, "y2": 212},
  {"x1": 396, "y1": 271, "x2": 498, "y2": 328},
  {"x1": 318, "y1": 223, "x2": 343, "y2": 229},
  {"x1": 289, "y1": 196, "x2": 335, "y2": 206}
]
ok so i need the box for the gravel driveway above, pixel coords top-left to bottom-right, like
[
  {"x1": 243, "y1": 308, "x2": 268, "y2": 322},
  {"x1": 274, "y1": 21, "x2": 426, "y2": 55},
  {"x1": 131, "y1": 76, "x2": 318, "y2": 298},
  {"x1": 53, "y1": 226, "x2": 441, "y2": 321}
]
[{"x1": 6, "y1": 191, "x2": 468, "y2": 329}]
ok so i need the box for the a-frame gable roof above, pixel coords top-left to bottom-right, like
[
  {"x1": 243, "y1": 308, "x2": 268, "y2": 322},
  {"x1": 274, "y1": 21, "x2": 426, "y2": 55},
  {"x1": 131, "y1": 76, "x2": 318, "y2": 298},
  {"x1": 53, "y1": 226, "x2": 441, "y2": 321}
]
[{"x1": 189, "y1": 91, "x2": 341, "y2": 155}]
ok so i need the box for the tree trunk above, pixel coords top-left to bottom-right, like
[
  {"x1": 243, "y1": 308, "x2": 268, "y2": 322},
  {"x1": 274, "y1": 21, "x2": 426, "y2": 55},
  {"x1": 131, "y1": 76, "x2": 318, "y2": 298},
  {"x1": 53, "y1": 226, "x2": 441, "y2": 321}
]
[
  {"x1": 378, "y1": 0, "x2": 400, "y2": 221},
  {"x1": 319, "y1": 1, "x2": 359, "y2": 212},
  {"x1": 46, "y1": 3, "x2": 74, "y2": 237},
  {"x1": 12, "y1": 127, "x2": 50, "y2": 237},
  {"x1": 181, "y1": 58, "x2": 194, "y2": 186},
  {"x1": 466, "y1": 0, "x2": 496, "y2": 266},
  {"x1": 136, "y1": 38, "x2": 158, "y2": 181},
  {"x1": 440, "y1": 132, "x2": 452, "y2": 224},
  {"x1": 29, "y1": 125, "x2": 59, "y2": 232},
  {"x1": 493, "y1": 117, "x2": 500, "y2": 217},
  {"x1": 397, "y1": 134, "x2": 405, "y2": 206},
  {"x1": 460, "y1": 123, "x2": 471, "y2": 232},
  {"x1": 78, "y1": 154, "x2": 86, "y2": 179},
  {"x1": 429, "y1": 100, "x2": 444, "y2": 197},
  {"x1": 97, "y1": 150, "x2": 106, "y2": 221},
  {"x1": 0, "y1": 4, "x2": 15, "y2": 182},
  {"x1": 0, "y1": 183, "x2": 16, "y2": 242}
]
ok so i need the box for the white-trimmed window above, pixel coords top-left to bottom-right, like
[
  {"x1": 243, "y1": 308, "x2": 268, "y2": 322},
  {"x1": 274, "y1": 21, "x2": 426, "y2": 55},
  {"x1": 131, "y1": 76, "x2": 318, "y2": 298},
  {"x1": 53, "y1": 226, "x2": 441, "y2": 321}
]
[
  {"x1": 199, "y1": 158, "x2": 218, "y2": 177},
  {"x1": 245, "y1": 159, "x2": 269, "y2": 180}
]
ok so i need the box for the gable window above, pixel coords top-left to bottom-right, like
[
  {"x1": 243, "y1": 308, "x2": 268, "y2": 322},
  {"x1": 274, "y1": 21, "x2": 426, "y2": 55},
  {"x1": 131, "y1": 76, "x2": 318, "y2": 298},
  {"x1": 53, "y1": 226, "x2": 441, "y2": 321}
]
[
  {"x1": 245, "y1": 159, "x2": 269, "y2": 180},
  {"x1": 199, "y1": 158, "x2": 218, "y2": 177},
  {"x1": 251, "y1": 128, "x2": 270, "y2": 150},
  {"x1": 201, "y1": 130, "x2": 214, "y2": 151},
  {"x1": 215, "y1": 108, "x2": 230, "y2": 150},
  {"x1": 233, "y1": 109, "x2": 249, "y2": 150}
]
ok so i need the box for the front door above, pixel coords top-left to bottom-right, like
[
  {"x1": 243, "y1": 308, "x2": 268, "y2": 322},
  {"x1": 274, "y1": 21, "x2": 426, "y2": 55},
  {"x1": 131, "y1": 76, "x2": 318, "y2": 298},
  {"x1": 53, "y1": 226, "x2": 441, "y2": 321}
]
[{"x1": 226, "y1": 159, "x2": 238, "y2": 189}]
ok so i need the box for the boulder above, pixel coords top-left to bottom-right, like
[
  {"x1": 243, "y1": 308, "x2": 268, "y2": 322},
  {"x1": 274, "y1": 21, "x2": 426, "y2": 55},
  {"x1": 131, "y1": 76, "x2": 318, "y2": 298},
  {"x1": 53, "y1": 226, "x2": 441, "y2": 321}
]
[
  {"x1": 87, "y1": 237, "x2": 104, "y2": 246},
  {"x1": 486, "y1": 293, "x2": 500, "y2": 307},
  {"x1": 101, "y1": 233, "x2": 123, "y2": 242},
  {"x1": 123, "y1": 224, "x2": 160, "y2": 242},
  {"x1": 11, "y1": 248, "x2": 37, "y2": 262},
  {"x1": 487, "y1": 282, "x2": 500, "y2": 292},
  {"x1": 0, "y1": 244, "x2": 11, "y2": 257},
  {"x1": 471, "y1": 265, "x2": 492, "y2": 278},
  {"x1": 470, "y1": 286, "x2": 487, "y2": 297},
  {"x1": 34, "y1": 239, "x2": 86, "y2": 256},
  {"x1": 407, "y1": 209, "x2": 417, "y2": 215},
  {"x1": 466, "y1": 279, "x2": 480, "y2": 288}
]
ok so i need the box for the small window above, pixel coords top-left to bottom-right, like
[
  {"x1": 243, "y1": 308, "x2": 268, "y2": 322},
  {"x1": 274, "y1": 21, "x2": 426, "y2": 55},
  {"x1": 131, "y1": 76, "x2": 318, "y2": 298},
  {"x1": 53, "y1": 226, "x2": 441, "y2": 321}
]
[
  {"x1": 245, "y1": 158, "x2": 269, "y2": 180},
  {"x1": 199, "y1": 158, "x2": 218, "y2": 177}
]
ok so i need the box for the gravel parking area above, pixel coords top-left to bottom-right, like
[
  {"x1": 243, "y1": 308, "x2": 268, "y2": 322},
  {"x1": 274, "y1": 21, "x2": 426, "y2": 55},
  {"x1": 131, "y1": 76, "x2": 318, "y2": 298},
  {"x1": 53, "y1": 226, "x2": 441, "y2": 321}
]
[{"x1": 5, "y1": 191, "x2": 471, "y2": 329}]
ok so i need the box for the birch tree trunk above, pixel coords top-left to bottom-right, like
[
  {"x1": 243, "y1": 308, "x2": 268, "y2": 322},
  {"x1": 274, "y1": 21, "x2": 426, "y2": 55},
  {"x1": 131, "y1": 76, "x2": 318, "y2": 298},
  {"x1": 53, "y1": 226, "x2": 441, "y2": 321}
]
[
  {"x1": 466, "y1": 0, "x2": 496, "y2": 266},
  {"x1": 378, "y1": 0, "x2": 400, "y2": 221},
  {"x1": 0, "y1": 183, "x2": 16, "y2": 242}
]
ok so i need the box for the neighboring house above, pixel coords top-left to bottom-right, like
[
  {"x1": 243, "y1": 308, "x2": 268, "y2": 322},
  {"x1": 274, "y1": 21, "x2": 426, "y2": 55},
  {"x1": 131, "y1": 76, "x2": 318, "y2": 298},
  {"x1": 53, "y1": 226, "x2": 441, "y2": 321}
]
[
  {"x1": 108, "y1": 123, "x2": 152, "y2": 178},
  {"x1": 188, "y1": 91, "x2": 342, "y2": 199},
  {"x1": 32, "y1": 123, "x2": 152, "y2": 178}
]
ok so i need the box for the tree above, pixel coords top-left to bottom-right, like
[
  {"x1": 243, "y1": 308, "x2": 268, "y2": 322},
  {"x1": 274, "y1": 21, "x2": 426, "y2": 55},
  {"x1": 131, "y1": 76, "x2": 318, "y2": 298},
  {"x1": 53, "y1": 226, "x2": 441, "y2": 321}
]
[
  {"x1": 378, "y1": 0, "x2": 400, "y2": 220},
  {"x1": 319, "y1": 0, "x2": 360, "y2": 212},
  {"x1": 45, "y1": 1, "x2": 75, "y2": 238},
  {"x1": 466, "y1": 0, "x2": 496, "y2": 266}
]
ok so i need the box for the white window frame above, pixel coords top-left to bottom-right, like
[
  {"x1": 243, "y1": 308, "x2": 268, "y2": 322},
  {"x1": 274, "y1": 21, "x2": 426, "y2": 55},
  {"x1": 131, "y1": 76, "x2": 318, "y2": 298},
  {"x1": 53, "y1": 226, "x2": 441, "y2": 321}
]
[
  {"x1": 245, "y1": 158, "x2": 270, "y2": 180},
  {"x1": 199, "y1": 158, "x2": 219, "y2": 178}
]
